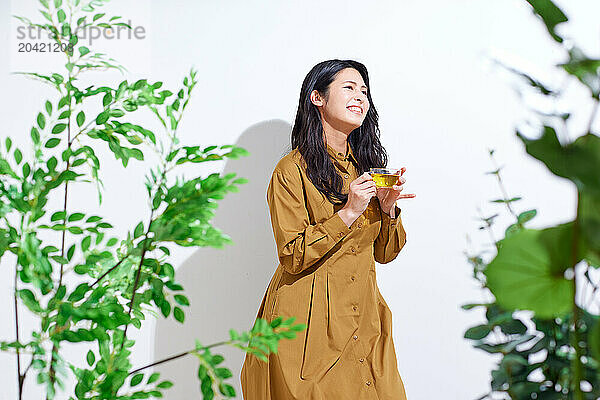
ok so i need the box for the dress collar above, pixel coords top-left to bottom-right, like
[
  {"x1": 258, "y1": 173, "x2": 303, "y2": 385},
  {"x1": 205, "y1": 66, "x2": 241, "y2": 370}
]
[{"x1": 326, "y1": 141, "x2": 357, "y2": 164}]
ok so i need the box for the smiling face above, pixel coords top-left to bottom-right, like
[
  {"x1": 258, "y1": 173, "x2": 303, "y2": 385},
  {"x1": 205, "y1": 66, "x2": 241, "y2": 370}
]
[{"x1": 311, "y1": 67, "x2": 370, "y2": 134}]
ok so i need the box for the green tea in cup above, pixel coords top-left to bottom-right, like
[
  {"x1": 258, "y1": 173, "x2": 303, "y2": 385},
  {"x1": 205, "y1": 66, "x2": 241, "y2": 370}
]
[{"x1": 369, "y1": 168, "x2": 400, "y2": 188}]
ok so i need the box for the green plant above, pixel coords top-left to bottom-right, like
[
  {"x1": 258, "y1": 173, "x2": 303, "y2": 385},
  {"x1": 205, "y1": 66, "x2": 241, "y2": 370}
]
[
  {"x1": 463, "y1": 1, "x2": 600, "y2": 399},
  {"x1": 1, "y1": 1, "x2": 305, "y2": 399}
]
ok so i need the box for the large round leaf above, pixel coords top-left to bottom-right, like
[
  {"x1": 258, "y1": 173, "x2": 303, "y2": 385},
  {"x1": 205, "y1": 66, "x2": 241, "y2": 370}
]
[{"x1": 484, "y1": 224, "x2": 581, "y2": 318}]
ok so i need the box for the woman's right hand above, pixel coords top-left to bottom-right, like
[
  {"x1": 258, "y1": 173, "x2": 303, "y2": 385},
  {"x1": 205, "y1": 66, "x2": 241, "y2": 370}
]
[{"x1": 338, "y1": 172, "x2": 376, "y2": 227}]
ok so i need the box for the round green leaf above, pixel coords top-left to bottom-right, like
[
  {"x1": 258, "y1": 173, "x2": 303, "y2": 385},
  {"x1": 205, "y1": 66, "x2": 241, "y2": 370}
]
[{"x1": 484, "y1": 224, "x2": 579, "y2": 318}]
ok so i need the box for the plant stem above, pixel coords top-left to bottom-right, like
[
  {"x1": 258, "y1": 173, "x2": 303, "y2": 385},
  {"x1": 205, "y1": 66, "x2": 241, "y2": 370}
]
[
  {"x1": 121, "y1": 208, "x2": 155, "y2": 350},
  {"x1": 14, "y1": 259, "x2": 23, "y2": 400},
  {"x1": 90, "y1": 256, "x2": 127, "y2": 287},
  {"x1": 586, "y1": 99, "x2": 599, "y2": 135},
  {"x1": 121, "y1": 239, "x2": 149, "y2": 350},
  {"x1": 570, "y1": 192, "x2": 583, "y2": 400},
  {"x1": 128, "y1": 340, "x2": 232, "y2": 376},
  {"x1": 48, "y1": 21, "x2": 74, "y2": 396}
]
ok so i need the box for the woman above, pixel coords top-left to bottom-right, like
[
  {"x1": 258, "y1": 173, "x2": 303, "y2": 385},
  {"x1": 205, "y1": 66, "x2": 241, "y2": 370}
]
[{"x1": 241, "y1": 59, "x2": 416, "y2": 399}]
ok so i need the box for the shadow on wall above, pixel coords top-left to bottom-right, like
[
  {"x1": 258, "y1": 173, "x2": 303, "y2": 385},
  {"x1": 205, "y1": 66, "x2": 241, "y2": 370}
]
[{"x1": 154, "y1": 119, "x2": 292, "y2": 399}]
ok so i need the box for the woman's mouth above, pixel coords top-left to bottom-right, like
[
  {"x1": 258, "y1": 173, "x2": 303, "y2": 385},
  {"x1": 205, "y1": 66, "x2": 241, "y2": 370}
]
[{"x1": 347, "y1": 106, "x2": 362, "y2": 115}]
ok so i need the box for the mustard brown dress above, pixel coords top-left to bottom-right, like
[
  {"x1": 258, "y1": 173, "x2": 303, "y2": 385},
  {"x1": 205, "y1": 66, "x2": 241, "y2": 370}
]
[{"x1": 240, "y1": 142, "x2": 408, "y2": 400}]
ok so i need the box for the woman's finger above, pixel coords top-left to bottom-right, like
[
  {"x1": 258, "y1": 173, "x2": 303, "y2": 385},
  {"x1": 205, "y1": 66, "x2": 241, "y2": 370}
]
[{"x1": 398, "y1": 193, "x2": 416, "y2": 199}]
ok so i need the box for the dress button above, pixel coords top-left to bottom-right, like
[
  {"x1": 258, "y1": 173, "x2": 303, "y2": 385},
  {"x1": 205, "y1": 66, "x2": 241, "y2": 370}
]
[
  {"x1": 357, "y1": 223, "x2": 362, "y2": 228},
  {"x1": 353, "y1": 335, "x2": 358, "y2": 340},
  {"x1": 359, "y1": 358, "x2": 364, "y2": 363},
  {"x1": 366, "y1": 381, "x2": 371, "y2": 386},
  {"x1": 350, "y1": 247, "x2": 355, "y2": 253},
  {"x1": 351, "y1": 276, "x2": 355, "y2": 282},
  {"x1": 352, "y1": 305, "x2": 357, "y2": 311},
  {"x1": 344, "y1": 174, "x2": 349, "y2": 179}
]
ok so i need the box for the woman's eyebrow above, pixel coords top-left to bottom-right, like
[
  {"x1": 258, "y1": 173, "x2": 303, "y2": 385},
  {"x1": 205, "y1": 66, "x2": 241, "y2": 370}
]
[{"x1": 342, "y1": 80, "x2": 368, "y2": 89}]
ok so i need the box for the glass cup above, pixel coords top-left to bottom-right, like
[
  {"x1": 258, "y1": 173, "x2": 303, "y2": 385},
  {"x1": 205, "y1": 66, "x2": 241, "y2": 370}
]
[{"x1": 369, "y1": 168, "x2": 401, "y2": 188}]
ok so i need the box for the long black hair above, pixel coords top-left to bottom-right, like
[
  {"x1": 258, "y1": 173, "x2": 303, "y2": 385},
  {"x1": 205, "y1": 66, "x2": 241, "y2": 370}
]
[{"x1": 291, "y1": 59, "x2": 388, "y2": 205}]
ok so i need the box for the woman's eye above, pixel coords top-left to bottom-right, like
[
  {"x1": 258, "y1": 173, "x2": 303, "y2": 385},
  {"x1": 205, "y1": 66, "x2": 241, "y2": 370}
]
[{"x1": 362, "y1": 91, "x2": 367, "y2": 95}]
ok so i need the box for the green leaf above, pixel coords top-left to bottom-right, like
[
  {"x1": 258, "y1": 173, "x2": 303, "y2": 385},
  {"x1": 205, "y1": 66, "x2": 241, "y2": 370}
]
[
  {"x1": 76, "y1": 111, "x2": 85, "y2": 127},
  {"x1": 484, "y1": 224, "x2": 581, "y2": 318},
  {"x1": 96, "y1": 111, "x2": 109, "y2": 125},
  {"x1": 86, "y1": 350, "x2": 95, "y2": 366},
  {"x1": 68, "y1": 213, "x2": 85, "y2": 222},
  {"x1": 524, "y1": 0, "x2": 568, "y2": 43},
  {"x1": 517, "y1": 128, "x2": 600, "y2": 196},
  {"x1": 37, "y1": 113, "x2": 46, "y2": 129},
  {"x1": 133, "y1": 221, "x2": 144, "y2": 238},
  {"x1": 45, "y1": 138, "x2": 61, "y2": 148},
  {"x1": 14, "y1": 149, "x2": 22, "y2": 164},
  {"x1": 40, "y1": 10, "x2": 52, "y2": 22},
  {"x1": 57, "y1": 9, "x2": 66, "y2": 23},
  {"x1": 52, "y1": 73, "x2": 64, "y2": 84},
  {"x1": 79, "y1": 46, "x2": 90, "y2": 56},
  {"x1": 173, "y1": 307, "x2": 184, "y2": 323},
  {"x1": 45, "y1": 100, "x2": 52, "y2": 115},
  {"x1": 559, "y1": 46, "x2": 600, "y2": 98},
  {"x1": 102, "y1": 92, "x2": 113, "y2": 107},
  {"x1": 31, "y1": 127, "x2": 40, "y2": 144},
  {"x1": 147, "y1": 372, "x2": 160, "y2": 384},
  {"x1": 68, "y1": 226, "x2": 83, "y2": 234},
  {"x1": 174, "y1": 294, "x2": 189, "y2": 306},
  {"x1": 130, "y1": 373, "x2": 144, "y2": 387},
  {"x1": 517, "y1": 209, "x2": 537, "y2": 224},
  {"x1": 51, "y1": 211, "x2": 66, "y2": 221},
  {"x1": 52, "y1": 123, "x2": 67, "y2": 134},
  {"x1": 157, "y1": 380, "x2": 173, "y2": 389},
  {"x1": 67, "y1": 243, "x2": 75, "y2": 261},
  {"x1": 81, "y1": 236, "x2": 91, "y2": 252}
]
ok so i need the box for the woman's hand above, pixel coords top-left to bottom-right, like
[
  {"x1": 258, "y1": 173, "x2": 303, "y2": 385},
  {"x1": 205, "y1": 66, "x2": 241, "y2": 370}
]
[
  {"x1": 376, "y1": 167, "x2": 416, "y2": 217},
  {"x1": 338, "y1": 172, "x2": 377, "y2": 227}
]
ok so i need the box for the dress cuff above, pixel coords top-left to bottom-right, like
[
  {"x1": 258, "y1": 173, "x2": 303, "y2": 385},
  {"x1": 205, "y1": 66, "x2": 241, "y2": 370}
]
[
  {"x1": 325, "y1": 211, "x2": 353, "y2": 239},
  {"x1": 381, "y1": 205, "x2": 401, "y2": 225}
]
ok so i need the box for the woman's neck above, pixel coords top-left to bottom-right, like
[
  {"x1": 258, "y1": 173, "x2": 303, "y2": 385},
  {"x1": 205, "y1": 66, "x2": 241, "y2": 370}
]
[{"x1": 323, "y1": 131, "x2": 348, "y2": 155}]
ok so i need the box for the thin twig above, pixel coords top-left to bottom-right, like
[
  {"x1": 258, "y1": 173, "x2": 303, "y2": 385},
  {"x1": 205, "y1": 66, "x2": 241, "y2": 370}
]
[
  {"x1": 14, "y1": 259, "x2": 22, "y2": 400},
  {"x1": 128, "y1": 340, "x2": 232, "y2": 376}
]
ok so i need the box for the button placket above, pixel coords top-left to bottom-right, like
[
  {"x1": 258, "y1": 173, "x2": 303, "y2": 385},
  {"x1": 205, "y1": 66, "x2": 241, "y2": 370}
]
[{"x1": 348, "y1": 331, "x2": 375, "y2": 396}]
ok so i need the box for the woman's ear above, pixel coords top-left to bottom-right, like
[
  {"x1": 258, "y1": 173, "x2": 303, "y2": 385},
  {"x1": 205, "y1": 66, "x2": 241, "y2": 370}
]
[{"x1": 310, "y1": 89, "x2": 324, "y2": 107}]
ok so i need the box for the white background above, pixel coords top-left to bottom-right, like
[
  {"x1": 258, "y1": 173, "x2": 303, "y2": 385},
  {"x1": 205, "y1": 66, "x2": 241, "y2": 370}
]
[{"x1": 1, "y1": 0, "x2": 599, "y2": 399}]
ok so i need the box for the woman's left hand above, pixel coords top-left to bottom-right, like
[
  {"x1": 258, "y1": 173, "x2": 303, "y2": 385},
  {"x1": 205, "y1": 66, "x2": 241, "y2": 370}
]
[{"x1": 376, "y1": 167, "x2": 416, "y2": 216}]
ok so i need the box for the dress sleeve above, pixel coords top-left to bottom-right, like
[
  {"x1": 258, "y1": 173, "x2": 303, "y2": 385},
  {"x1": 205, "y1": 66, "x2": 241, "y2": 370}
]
[
  {"x1": 373, "y1": 203, "x2": 407, "y2": 264},
  {"x1": 267, "y1": 166, "x2": 351, "y2": 275}
]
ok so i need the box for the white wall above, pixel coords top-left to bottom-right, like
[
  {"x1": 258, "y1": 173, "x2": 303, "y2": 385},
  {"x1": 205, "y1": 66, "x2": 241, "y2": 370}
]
[{"x1": 1, "y1": 0, "x2": 599, "y2": 399}]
